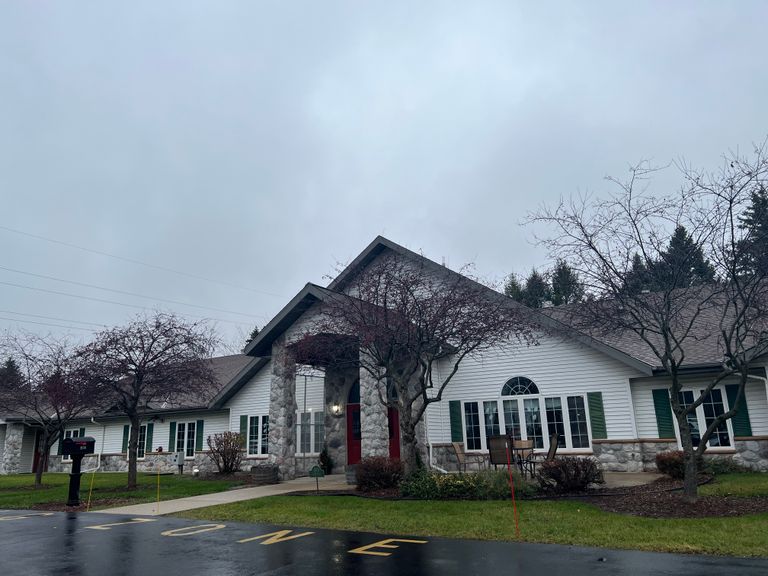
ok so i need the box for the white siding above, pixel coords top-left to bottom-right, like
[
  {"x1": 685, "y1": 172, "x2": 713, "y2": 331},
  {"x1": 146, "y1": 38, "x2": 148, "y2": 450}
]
[
  {"x1": 295, "y1": 370, "x2": 325, "y2": 413},
  {"x1": 631, "y1": 377, "x2": 768, "y2": 438},
  {"x1": 225, "y1": 361, "x2": 272, "y2": 431},
  {"x1": 51, "y1": 411, "x2": 231, "y2": 456},
  {"x1": 426, "y1": 332, "x2": 646, "y2": 442},
  {"x1": 20, "y1": 426, "x2": 36, "y2": 472}
]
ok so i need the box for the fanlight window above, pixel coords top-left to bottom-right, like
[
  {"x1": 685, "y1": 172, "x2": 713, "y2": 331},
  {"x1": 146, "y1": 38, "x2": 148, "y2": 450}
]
[{"x1": 501, "y1": 376, "x2": 539, "y2": 396}]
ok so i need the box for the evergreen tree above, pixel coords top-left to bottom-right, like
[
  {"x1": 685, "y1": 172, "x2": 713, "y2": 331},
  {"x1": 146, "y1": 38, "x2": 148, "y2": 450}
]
[
  {"x1": 0, "y1": 357, "x2": 25, "y2": 389},
  {"x1": 738, "y1": 186, "x2": 768, "y2": 276},
  {"x1": 550, "y1": 260, "x2": 585, "y2": 305},
  {"x1": 653, "y1": 225, "x2": 715, "y2": 289},
  {"x1": 623, "y1": 253, "x2": 651, "y2": 295},
  {"x1": 503, "y1": 274, "x2": 523, "y2": 301},
  {"x1": 243, "y1": 325, "x2": 260, "y2": 351},
  {"x1": 521, "y1": 269, "x2": 551, "y2": 308}
]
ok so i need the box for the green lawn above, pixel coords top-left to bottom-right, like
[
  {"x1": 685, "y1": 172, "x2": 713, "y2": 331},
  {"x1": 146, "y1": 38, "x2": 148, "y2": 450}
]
[
  {"x1": 0, "y1": 473, "x2": 243, "y2": 510},
  {"x1": 178, "y1": 474, "x2": 768, "y2": 558}
]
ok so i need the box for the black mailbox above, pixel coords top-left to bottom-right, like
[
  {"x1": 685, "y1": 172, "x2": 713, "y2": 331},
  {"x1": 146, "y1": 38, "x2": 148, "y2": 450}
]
[{"x1": 62, "y1": 436, "x2": 95, "y2": 457}]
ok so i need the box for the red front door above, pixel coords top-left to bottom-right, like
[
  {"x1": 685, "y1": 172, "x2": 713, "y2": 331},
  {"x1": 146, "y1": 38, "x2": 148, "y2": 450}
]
[
  {"x1": 388, "y1": 408, "x2": 400, "y2": 459},
  {"x1": 347, "y1": 404, "x2": 361, "y2": 465}
]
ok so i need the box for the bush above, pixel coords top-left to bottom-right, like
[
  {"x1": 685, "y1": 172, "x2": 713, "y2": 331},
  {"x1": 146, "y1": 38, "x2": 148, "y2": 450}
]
[
  {"x1": 537, "y1": 457, "x2": 603, "y2": 493},
  {"x1": 400, "y1": 468, "x2": 536, "y2": 500},
  {"x1": 655, "y1": 451, "x2": 704, "y2": 479},
  {"x1": 318, "y1": 447, "x2": 334, "y2": 474},
  {"x1": 702, "y1": 456, "x2": 750, "y2": 475},
  {"x1": 206, "y1": 432, "x2": 244, "y2": 474},
  {"x1": 355, "y1": 457, "x2": 404, "y2": 492}
]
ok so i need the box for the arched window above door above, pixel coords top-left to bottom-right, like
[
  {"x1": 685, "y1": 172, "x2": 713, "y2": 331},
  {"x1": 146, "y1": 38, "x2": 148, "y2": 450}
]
[{"x1": 501, "y1": 376, "x2": 538, "y2": 396}]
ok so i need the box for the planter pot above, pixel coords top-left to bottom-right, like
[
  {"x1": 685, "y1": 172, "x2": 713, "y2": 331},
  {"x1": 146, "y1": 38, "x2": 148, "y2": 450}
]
[{"x1": 250, "y1": 464, "x2": 279, "y2": 485}]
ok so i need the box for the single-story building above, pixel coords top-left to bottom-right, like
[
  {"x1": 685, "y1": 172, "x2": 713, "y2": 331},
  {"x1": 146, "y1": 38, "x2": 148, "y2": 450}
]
[{"x1": 2, "y1": 236, "x2": 767, "y2": 476}]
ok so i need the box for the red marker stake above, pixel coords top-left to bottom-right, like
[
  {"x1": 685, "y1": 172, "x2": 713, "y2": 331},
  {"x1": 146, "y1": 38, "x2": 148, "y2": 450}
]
[{"x1": 505, "y1": 442, "x2": 521, "y2": 539}]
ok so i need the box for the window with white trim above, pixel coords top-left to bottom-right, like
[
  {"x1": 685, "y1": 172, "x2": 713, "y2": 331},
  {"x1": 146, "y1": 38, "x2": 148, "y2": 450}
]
[
  {"x1": 248, "y1": 415, "x2": 269, "y2": 456},
  {"x1": 674, "y1": 387, "x2": 732, "y2": 449},
  {"x1": 61, "y1": 429, "x2": 81, "y2": 462},
  {"x1": 128, "y1": 425, "x2": 148, "y2": 459},
  {"x1": 295, "y1": 411, "x2": 324, "y2": 455},
  {"x1": 175, "y1": 422, "x2": 196, "y2": 459},
  {"x1": 461, "y1": 377, "x2": 593, "y2": 452}
]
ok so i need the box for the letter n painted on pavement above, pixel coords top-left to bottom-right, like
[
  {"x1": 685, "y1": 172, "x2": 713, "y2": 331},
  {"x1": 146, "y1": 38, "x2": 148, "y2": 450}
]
[
  {"x1": 238, "y1": 529, "x2": 315, "y2": 545},
  {"x1": 349, "y1": 538, "x2": 428, "y2": 557}
]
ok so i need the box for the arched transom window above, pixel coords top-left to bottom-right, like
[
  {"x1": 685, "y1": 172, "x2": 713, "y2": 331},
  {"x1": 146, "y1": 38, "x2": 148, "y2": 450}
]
[{"x1": 501, "y1": 376, "x2": 539, "y2": 396}]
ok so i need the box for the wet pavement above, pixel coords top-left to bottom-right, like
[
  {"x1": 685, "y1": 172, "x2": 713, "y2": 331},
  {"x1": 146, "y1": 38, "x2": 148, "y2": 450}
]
[{"x1": 1, "y1": 510, "x2": 767, "y2": 575}]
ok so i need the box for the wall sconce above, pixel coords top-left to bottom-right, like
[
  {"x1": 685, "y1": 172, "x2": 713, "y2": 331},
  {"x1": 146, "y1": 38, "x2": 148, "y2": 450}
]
[{"x1": 331, "y1": 403, "x2": 343, "y2": 417}]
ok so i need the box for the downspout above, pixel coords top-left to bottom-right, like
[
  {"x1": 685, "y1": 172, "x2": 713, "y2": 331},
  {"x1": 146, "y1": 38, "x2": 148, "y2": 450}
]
[{"x1": 428, "y1": 361, "x2": 448, "y2": 474}]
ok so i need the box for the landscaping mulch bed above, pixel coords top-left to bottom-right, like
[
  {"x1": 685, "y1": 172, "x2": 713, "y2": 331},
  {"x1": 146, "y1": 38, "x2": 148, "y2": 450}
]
[{"x1": 582, "y1": 477, "x2": 768, "y2": 518}]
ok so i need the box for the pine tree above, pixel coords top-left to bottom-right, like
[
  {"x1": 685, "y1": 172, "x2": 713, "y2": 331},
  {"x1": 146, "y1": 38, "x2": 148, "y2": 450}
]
[
  {"x1": 521, "y1": 269, "x2": 551, "y2": 308},
  {"x1": 0, "y1": 357, "x2": 25, "y2": 389},
  {"x1": 653, "y1": 226, "x2": 715, "y2": 289},
  {"x1": 550, "y1": 260, "x2": 585, "y2": 305},
  {"x1": 503, "y1": 274, "x2": 524, "y2": 301},
  {"x1": 738, "y1": 186, "x2": 768, "y2": 276},
  {"x1": 623, "y1": 253, "x2": 651, "y2": 295}
]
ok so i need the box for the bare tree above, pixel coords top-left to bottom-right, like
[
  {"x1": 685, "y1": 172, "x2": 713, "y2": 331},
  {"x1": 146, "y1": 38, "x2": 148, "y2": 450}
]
[
  {"x1": 0, "y1": 332, "x2": 103, "y2": 488},
  {"x1": 292, "y1": 253, "x2": 534, "y2": 474},
  {"x1": 531, "y1": 143, "x2": 768, "y2": 501},
  {"x1": 77, "y1": 313, "x2": 218, "y2": 489}
]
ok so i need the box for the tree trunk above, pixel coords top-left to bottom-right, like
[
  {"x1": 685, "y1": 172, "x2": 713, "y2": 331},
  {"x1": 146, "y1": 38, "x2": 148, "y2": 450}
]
[
  {"x1": 34, "y1": 430, "x2": 49, "y2": 489},
  {"x1": 398, "y1": 409, "x2": 421, "y2": 475},
  {"x1": 127, "y1": 414, "x2": 140, "y2": 490},
  {"x1": 676, "y1": 414, "x2": 698, "y2": 502}
]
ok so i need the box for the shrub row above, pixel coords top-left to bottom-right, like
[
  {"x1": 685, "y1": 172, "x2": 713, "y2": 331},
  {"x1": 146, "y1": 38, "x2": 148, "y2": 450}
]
[
  {"x1": 537, "y1": 456, "x2": 604, "y2": 493},
  {"x1": 355, "y1": 456, "x2": 404, "y2": 492},
  {"x1": 399, "y1": 468, "x2": 537, "y2": 500}
]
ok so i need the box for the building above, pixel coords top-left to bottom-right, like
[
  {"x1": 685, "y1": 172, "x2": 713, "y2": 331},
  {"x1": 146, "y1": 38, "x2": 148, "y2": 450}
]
[{"x1": 2, "y1": 236, "x2": 767, "y2": 476}]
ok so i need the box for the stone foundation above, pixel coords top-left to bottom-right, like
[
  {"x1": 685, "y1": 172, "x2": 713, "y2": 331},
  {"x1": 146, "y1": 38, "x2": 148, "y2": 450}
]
[
  {"x1": 592, "y1": 440, "x2": 678, "y2": 472},
  {"x1": 45, "y1": 452, "x2": 221, "y2": 474},
  {"x1": 430, "y1": 443, "x2": 489, "y2": 472},
  {"x1": 1, "y1": 423, "x2": 25, "y2": 475},
  {"x1": 732, "y1": 438, "x2": 768, "y2": 471}
]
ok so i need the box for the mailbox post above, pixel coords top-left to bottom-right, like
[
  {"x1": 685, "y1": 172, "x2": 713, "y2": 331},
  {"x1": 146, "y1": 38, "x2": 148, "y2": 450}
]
[{"x1": 62, "y1": 436, "x2": 95, "y2": 507}]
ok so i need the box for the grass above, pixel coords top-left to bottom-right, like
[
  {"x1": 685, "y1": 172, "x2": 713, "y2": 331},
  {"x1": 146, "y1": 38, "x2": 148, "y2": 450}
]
[
  {"x1": 177, "y1": 473, "x2": 768, "y2": 558},
  {"x1": 0, "y1": 472, "x2": 243, "y2": 510}
]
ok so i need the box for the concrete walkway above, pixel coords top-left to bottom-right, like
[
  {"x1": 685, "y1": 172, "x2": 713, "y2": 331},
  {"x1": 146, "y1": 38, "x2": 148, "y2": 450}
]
[{"x1": 98, "y1": 473, "x2": 352, "y2": 516}]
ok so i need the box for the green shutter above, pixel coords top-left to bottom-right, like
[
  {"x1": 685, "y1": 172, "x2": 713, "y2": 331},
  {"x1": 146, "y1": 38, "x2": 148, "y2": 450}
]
[
  {"x1": 195, "y1": 419, "x2": 204, "y2": 451},
  {"x1": 168, "y1": 422, "x2": 177, "y2": 452},
  {"x1": 239, "y1": 415, "x2": 248, "y2": 448},
  {"x1": 587, "y1": 392, "x2": 607, "y2": 440},
  {"x1": 145, "y1": 423, "x2": 154, "y2": 454},
  {"x1": 121, "y1": 424, "x2": 130, "y2": 453},
  {"x1": 79, "y1": 427, "x2": 86, "y2": 438},
  {"x1": 57, "y1": 431, "x2": 63, "y2": 455},
  {"x1": 652, "y1": 388, "x2": 676, "y2": 439},
  {"x1": 725, "y1": 384, "x2": 753, "y2": 437},
  {"x1": 449, "y1": 401, "x2": 463, "y2": 442}
]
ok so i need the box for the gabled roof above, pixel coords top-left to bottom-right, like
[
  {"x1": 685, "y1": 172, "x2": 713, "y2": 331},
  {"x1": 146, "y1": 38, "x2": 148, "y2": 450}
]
[{"x1": 240, "y1": 236, "x2": 655, "y2": 376}]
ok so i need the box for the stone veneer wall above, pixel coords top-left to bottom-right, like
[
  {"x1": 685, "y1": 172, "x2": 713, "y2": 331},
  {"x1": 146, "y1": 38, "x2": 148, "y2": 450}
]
[
  {"x1": 732, "y1": 438, "x2": 768, "y2": 471},
  {"x1": 268, "y1": 337, "x2": 297, "y2": 480},
  {"x1": 1, "y1": 423, "x2": 25, "y2": 474},
  {"x1": 45, "y1": 451, "x2": 222, "y2": 474},
  {"x1": 359, "y1": 365, "x2": 389, "y2": 458},
  {"x1": 324, "y1": 365, "x2": 354, "y2": 472},
  {"x1": 592, "y1": 440, "x2": 677, "y2": 472}
]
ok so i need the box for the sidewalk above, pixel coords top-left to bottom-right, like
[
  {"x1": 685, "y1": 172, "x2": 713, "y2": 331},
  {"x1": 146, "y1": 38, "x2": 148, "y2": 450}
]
[{"x1": 97, "y1": 473, "x2": 352, "y2": 516}]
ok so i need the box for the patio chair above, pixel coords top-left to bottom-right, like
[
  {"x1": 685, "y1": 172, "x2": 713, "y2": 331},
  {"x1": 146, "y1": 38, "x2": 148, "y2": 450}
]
[
  {"x1": 487, "y1": 435, "x2": 511, "y2": 469},
  {"x1": 545, "y1": 433, "x2": 560, "y2": 461},
  {"x1": 451, "y1": 442, "x2": 486, "y2": 473},
  {"x1": 510, "y1": 439, "x2": 536, "y2": 478}
]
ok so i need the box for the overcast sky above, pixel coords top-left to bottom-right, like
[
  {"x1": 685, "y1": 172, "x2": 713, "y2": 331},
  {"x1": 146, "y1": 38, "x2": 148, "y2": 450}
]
[{"x1": 1, "y1": 2, "x2": 767, "y2": 352}]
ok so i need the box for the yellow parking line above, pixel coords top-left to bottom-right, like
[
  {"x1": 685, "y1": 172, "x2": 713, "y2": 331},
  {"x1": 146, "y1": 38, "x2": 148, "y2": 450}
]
[{"x1": 161, "y1": 524, "x2": 227, "y2": 537}]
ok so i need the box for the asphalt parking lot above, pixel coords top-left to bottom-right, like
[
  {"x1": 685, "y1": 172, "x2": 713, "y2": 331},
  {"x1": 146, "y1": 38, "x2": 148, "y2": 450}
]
[{"x1": 1, "y1": 510, "x2": 767, "y2": 576}]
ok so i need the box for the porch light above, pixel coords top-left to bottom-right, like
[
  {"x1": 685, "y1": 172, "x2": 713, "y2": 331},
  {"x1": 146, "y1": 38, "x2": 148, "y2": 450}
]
[{"x1": 331, "y1": 403, "x2": 343, "y2": 417}]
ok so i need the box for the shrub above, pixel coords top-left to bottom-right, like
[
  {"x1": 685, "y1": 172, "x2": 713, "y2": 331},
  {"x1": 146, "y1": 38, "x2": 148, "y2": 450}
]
[
  {"x1": 537, "y1": 456, "x2": 603, "y2": 493},
  {"x1": 206, "y1": 432, "x2": 244, "y2": 474},
  {"x1": 355, "y1": 456, "x2": 404, "y2": 492},
  {"x1": 655, "y1": 451, "x2": 704, "y2": 479},
  {"x1": 318, "y1": 447, "x2": 334, "y2": 474},
  {"x1": 702, "y1": 456, "x2": 750, "y2": 475},
  {"x1": 400, "y1": 468, "x2": 536, "y2": 500}
]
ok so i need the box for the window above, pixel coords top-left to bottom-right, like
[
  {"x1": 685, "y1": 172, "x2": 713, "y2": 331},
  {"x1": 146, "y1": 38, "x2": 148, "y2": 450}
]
[
  {"x1": 672, "y1": 387, "x2": 733, "y2": 450},
  {"x1": 501, "y1": 376, "x2": 539, "y2": 396},
  {"x1": 545, "y1": 397, "x2": 566, "y2": 447},
  {"x1": 175, "y1": 422, "x2": 196, "y2": 458},
  {"x1": 567, "y1": 396, "x2": 589, "y2": 448},
  {"x1": 248, "y1": 415, "x2": 269, "y2": 456},
  {"x1": 483, "y1": 401, "x2": 500, "y2": 442},
  {"x1": 460, "y1": 378, "x2": 594, "y2": 452},
  {"x1": 295, "y1": 411, "x2": 324, "y2": 455},
  {"x1": 61, "y1": 429, "x2": 81, "y2": 462},
  {"x1": 464, "y1": 402, "x2": 482, "y2": 450}
]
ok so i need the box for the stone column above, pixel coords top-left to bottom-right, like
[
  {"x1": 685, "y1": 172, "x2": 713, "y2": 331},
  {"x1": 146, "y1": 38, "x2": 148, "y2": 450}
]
[
  {"x1": 323, "y1": 365, "x2": 351, "y2": 471},
  {"x1": 359, "y1": 364, "x2": 389, "y2": 458},
  {"x1": 268, "y1": 337, "x2": 297, "y2": 480},
  {"x1": 1, "y1": 423, "x2": 26, "y2": 475}
]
